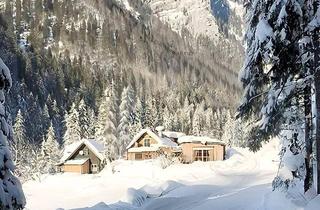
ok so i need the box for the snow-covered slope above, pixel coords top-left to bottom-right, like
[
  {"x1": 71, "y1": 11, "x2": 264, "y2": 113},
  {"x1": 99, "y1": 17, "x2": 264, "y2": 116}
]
[
  {"x1": 146, "y1": 0, "x2": 244, "y2": 43},
  {"x1": 148, "y1": 0, "x2": 221, "y2": 41},
  {"x1": 22, "y1": 139, "x2": 319, "y2": 210}
]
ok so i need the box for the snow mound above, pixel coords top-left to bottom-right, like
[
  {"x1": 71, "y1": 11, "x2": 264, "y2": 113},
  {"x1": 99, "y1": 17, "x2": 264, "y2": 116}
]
[
  {"x1": 141, "y1": 180, "x2": 184, "y2": 197},
  {"x1": 122, "y1": 188, "x2": 148, "y2": 207},
  {"x1": 305, "y1": 195, "x2": 320, "y2": 210}
]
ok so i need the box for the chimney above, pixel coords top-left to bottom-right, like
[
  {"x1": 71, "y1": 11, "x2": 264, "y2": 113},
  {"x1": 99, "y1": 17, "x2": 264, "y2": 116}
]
[{"x1": 155, "y1": 126, "x2": 165, "y2": 138}]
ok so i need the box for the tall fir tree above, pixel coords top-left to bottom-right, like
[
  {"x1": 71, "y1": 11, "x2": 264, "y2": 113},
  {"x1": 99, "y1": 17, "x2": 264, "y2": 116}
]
[
  {"x1": 78, "y1": 98, "x2": 91, "y2": 138},
  {"x1": 0, "y1": 58, "x2": 26, "y2": 209},
  {"x1": 12, "y1": 109, "x2": 35, "y2": 182},
  {"x1": 63, "y1": 103, "x2": 81, "y2": 145},
  {"x1": 238, "y1": 0, "x2": 314, "y2": 193},
  {"x1": 95, "y1": 89, "x2": 118, "y2": 160},
  {"x1": 117, "y1": 87, "x2": 131, "y2": 156},
  {"x1": 39, "y1": 122, "x2": 61, "y2": 174},
  {"x1": 12, "y1": 109, "x2": 27, "y2": 162}
]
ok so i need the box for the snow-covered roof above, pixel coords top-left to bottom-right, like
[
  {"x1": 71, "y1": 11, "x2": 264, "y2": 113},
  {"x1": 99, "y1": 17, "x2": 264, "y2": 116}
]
[
  {"x1": 128, "y1": 147, "x2": 159, "y2": 152},
  {"x1": 61, "y1": 139, "x2": 105, "y2": 163},
  {"x1": 64, "y1": 158, "x2": 89, "y2": 165},
  {"x1": 126, "y1": 129, "x2": 178, "y2": 150},
  {"x1": 177, "y1": 136, "x2": 226, "y2": 145},
  {"x1": 163, "y1": 131, "x2": 186, "y2": 139}
]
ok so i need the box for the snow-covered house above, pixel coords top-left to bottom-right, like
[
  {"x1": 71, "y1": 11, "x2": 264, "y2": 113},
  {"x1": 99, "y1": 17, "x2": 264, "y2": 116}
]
[
  {"x1": 126, "y1": 128, "x2": 226, "y2": 163},
  {"x1": 58, "y1": 139, "x2": 105, "y2": 174},
  {"x1": 126, "y1": 128, "x2": 182, "y2": 160},
  {"x1": 178, "y1": 136, "x2": 226, "y2": 163}
]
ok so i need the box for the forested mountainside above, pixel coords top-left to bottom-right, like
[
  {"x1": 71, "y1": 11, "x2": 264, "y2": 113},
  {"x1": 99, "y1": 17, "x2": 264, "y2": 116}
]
[
  {"x1": 146, "y1": 0, "x2": 244, "y2": 72},
  {"x1": 0, "y1": 0, "x2": 244, "y2": 180}
]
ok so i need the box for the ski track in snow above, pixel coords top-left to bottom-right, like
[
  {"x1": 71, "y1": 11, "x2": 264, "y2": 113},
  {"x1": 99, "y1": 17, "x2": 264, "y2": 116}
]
[{"x1": 23, "y1": 140, "x2": 320, "y2": 210}]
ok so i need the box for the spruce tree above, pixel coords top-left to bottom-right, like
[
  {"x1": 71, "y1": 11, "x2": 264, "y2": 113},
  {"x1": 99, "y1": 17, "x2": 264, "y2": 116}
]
[
  {"x1": 238, "y1": 0, "x2": 305, "y2": 150},
  {"x1": 118, "y1": 87, "x2": 131, "y2": 156},
  {"x1": 181, "y1": 97, "x2": 192, "y2": 134},
  {"x1": 78, "y1": 98, "x2": 90, "y2": 138},
  {"x1": 40, "y1": 122, "x2": 61, "y2": 174},
  {"x1": 12, "y1": 109, "x2": 27, "y2": 162},
  {"x1": 0, "y1": 58, "x2": 25, "y2": 209},
  {"x1": 63, "y1": 103, "x2": 81, "y2": 145},
  {"x1": 96, "y1": 89, "x2": 117, "y2": 160},
  {"x1": 12, "y1": 109, "x2": 34, "y2": 181},
  {"x1": 238, "y1": 0, "x2": 314, "y2": 193}
]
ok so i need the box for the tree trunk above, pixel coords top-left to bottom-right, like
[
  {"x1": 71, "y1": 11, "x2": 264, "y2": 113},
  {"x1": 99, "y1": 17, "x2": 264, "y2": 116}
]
[
  {"x1": 304, "y1": 86, "x2": 313, "y2": 192},
  {"x1": 314, "y1": 28, "x2": 320, "y2": 194}
]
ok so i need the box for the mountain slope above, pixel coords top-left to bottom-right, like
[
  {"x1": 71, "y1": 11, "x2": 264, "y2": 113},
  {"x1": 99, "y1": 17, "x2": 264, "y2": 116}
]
[
  {"x1": 147, "y1": 0, "x2": 244, "y2": 42},
  {"x1": 144, "y1": 0, "x2": 245, "y2": 74},
  {"x1": 0, "y1": 0, "x2": 241, "y2": 147}
]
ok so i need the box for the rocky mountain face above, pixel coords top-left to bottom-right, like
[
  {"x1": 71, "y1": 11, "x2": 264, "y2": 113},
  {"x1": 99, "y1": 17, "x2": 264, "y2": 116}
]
[{"x1": 145, "y1": 0, "x2": 245, "y2": 73}]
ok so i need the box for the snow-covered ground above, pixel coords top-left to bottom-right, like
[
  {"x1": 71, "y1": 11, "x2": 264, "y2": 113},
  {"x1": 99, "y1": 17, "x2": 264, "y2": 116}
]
[{"x1": 23, "y1": 140, "x2": 320, "y2": 210}]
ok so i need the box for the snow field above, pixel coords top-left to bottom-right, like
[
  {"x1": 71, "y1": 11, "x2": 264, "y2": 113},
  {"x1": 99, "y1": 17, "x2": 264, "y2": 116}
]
[{"x1": 23, "y1": 139, "x2": 320, "y2": 210}]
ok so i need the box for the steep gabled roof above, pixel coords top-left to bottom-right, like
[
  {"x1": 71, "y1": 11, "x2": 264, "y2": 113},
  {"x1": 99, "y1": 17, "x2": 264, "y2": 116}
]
[
  {"x1": 126, "y1": 129, "x2": 178, "y2": 150},
  {"x1": 61, "y1": 139, "x2": 105, "y2": 163}
]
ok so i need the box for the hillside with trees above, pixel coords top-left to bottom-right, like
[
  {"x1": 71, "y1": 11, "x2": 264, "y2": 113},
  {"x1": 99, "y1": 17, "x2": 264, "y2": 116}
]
[{"x1": 0, "y1": 0, "x2": 244, "y2": 182}]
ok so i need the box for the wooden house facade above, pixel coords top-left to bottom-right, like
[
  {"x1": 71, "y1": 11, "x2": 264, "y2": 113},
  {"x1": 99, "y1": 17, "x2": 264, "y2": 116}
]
[
  {"x1": 58, "y1": 139, "x2": 105, "y2": 174},
  {"x1": 178, "y1": 136, "x2": 225, "y2": 163},
  {"x1": 126, "y1": 129, "x2": 181, "y2": 161},
  {"x1": 127, "y1": 129, "x2": 226, "y2": 163}
]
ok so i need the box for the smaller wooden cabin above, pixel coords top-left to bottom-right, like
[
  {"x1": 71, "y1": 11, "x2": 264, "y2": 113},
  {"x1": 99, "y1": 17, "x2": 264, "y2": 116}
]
[
  {"x1": 126, "y1": 128, "x2": 181, "y2": 160},
  {"x1": 178, "y1": 136, "x2": 226, "y2": 163},
  {"x1": 58, "y1": 139, "x2": 105, "y2": 174}
]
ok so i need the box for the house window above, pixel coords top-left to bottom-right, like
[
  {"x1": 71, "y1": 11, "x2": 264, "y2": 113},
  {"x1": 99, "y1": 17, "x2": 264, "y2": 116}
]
[
  {"x1": 91, "y1": 164, "x2": 98, "y2": 172},
  {"x1": 194, "y1": 150, "x2": 210, "y2": 162},
  {"x1": 195, "y1": 150, "x2": 202, "y2": 161},
  {"x1": 144, "y1": 139, "x2": 151, "y2": 147},
  {"x1": 84, "y1": 148, "x2": 89, "y2": 156},
  {"x1": 203, "y1": 150, "x2": 209, "y2": 162}
]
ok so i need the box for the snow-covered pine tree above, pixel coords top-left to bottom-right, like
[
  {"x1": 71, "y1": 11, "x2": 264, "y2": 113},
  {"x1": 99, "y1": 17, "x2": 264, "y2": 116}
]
[
  {"x1": 12, "y1": 109, "x2": 27, "y2": 162},
  {"x1": 171, "y1": 110, "x2": 181, "y2": 131},
  {"x1": 272, "y1": 99, "x2": 305, "y2": 192},
  {"x1": 51, "y1": 99, "x2": 63, "y2": 144},
  {"x1": 42, "y1": 104, "x2": 50, "y2": 131},
  {"x1": 128, "y1": 95, "x2": 142, "y2": 139},
  {"x1": 212, "y1": 110, "x2": 221, "y2": 138},
  {"x1": 135, "y1": 96, "x2": 147, "y2": 128},
  {"x1": 222, "y1": 112, "x2": 234, "y2": 146},
  {"x1": 63, "y1": 103, "x2": 81, "y2": 146},
  {"x1": 0, "y1": 58, "x2": 25, "y2": 209},
  {"x1": 12, "y1": 109, "x2": 34, "y2": 182},
  {"x1": 163, "y1": 106, "x2": 174, "y2": 131},
  {"x1": 127, "y1": 84, "x2": 136, "y2": 125},
  {"x1": 118, "y1": 87, "x2": 131, "y2": 156},
  {"x1": 192, "y1": 101, "x2": 205, "y2": 136},
  {"x1": 238, "y1": 0, "x2": 312, "y2": 193},
  {"x1": 181, "y1": 97, "x2": 193, "y2": 134},
  {"x1": 78, "y1": 98, "x2": 91, "y2": 138},
  {"x1": 87, "y1": 107, "x2": 96, "y2": 138},
  {"x1": 95, "y1": 89, "x2": 118, "y2": 160},
  {"x1": 238, "y1": 0, "x2": 305, "y2": 150},
  {"x1": 203, "y1": 108, "x2": 214, "y2": 137},
  {"x1": 39, "y1": 121, "x2": 61, "y2": 174},
  {"x1": 300, "y1": 0, "x2": 320, "y2": 193},
  {"x1": 145, "y1": 96, "x2": 156, "y2": 128}
]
